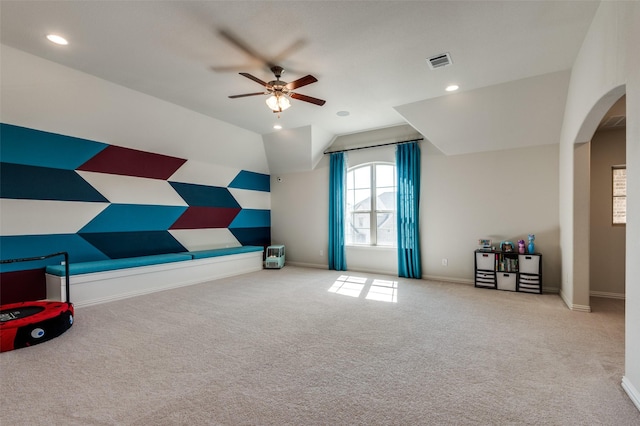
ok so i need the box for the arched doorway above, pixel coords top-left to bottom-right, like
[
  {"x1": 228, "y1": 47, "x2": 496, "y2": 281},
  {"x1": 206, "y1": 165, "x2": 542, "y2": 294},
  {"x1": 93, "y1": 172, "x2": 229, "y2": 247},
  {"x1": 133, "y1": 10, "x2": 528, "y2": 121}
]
[
  {"x1": 571, "y1": 85, "x2": 626, "y2": 312},
  {"x1": 589, "y1": 95, "x2": 626, "y2": 305}
]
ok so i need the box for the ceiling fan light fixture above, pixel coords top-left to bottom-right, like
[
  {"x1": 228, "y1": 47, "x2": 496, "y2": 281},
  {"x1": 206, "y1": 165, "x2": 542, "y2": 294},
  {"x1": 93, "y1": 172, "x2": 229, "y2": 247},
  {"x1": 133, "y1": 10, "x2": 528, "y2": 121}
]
[{"x1": 266, "y1": 93, "x2": 291, "y2": 112}]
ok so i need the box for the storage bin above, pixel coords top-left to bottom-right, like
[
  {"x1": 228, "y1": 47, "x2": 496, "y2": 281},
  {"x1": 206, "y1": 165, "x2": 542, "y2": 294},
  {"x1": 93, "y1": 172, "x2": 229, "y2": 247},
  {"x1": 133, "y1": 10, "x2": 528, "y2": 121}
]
[
  {"x1": 518, "y1": 273, "x2": 541, "y2": 293},
  {"x1": 497, "y1": 272, "x2": 517, "y2": 291},
  {"x1": 476, "y1": 252, "x2": 495, "y2": 270},
  {"x1": 519, "y1": 254, "x2": 540, "y2": 274},
  {"x1": 475, "y1": 271, "x2": 496, "y2": 288}
]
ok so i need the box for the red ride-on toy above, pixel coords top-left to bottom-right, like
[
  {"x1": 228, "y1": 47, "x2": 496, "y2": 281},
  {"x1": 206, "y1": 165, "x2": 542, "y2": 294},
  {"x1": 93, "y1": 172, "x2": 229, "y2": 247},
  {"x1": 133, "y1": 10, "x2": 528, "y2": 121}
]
[{"x1": 1, "y1": 252, "x2": 74, "y2": 352}]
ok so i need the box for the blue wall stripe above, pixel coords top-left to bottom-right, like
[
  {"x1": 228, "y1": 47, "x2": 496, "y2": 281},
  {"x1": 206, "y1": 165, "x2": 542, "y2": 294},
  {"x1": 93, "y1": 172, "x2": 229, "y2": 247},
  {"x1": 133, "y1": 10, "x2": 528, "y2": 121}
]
[
  {"x1": 0, "y1": 124, "x2": 272, "y2": 277},
  {"x1": 229, "y1": 209, "x2": 271, "y2": 229},
  {"x1": 229, "y1": 227, "x2": 270, "y2": 247},
  {"x1": 0, "y1": 234, "x2": 109, "y2": 272},
  {"x1": 0, "y1": 123, "x2": 108, "y2": 170},
  {"x1": 78, "y1": 231, "x2": 186, "y2": 259},
  {"x1": 80, "y1": 204, "x2": 188, "y2": 233},
  {"x1": 0, "y1": 163, "x2": 109, "y2": 202},
  {"x1": 228, "y1": 170, "x2": 270, "y2": 192},
  {"x1": 169, "y1": 181, "x2": 241, "y2": 208}
]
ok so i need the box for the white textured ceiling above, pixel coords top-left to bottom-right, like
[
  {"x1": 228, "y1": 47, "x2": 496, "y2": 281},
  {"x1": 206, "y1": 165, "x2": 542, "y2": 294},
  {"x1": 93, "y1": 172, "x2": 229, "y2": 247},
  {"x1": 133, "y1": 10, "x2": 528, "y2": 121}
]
[{"x1": 0, "y1": 1, "x2": 600, "y2": 168}]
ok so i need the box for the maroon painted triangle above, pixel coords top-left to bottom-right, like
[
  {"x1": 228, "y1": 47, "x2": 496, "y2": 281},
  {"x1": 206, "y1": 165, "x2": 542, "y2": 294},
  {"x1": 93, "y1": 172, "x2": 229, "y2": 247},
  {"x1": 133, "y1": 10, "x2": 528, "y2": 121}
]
[
  {"x1": 78, "y1": 145, "x2": 186, "y2": 180},
  {"x1": 170, "y1": 207, "x2": 242, "y2": 229}
]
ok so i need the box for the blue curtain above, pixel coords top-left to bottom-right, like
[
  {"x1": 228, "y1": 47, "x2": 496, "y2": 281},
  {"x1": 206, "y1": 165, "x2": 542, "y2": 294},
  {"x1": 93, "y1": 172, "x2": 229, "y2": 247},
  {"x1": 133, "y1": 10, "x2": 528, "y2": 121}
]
[
  {"x1": 328, "y1": 152, "x2": 347, "y2": 270},
  {"x1": 396, "y1": 141, "x2": 421, "y2": 278}
]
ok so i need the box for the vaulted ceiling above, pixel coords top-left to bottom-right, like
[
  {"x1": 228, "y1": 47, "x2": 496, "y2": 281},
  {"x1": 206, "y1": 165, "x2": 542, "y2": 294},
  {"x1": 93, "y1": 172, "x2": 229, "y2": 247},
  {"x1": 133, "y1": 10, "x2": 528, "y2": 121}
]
[{"x1": 0, "y1": 1, "x2": 601, "y2": 173}]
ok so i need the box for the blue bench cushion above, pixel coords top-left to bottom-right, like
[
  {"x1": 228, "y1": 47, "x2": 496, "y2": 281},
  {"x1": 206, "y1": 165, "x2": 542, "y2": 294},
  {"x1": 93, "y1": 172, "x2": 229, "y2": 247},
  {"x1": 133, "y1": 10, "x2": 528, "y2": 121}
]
[
  {"x1": 189, "y1": 246, "x2": 264, "y2": 259},
  {"x1": 45, "y1": 253, "x2": 192, "y2": 276}
]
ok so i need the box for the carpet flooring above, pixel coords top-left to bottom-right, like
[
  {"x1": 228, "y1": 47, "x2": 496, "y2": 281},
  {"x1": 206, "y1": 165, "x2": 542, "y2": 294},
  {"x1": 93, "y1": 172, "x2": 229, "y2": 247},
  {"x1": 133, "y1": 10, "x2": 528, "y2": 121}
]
[{"x1": 1, "y1": 266, "x2": 638, "y2": 425}]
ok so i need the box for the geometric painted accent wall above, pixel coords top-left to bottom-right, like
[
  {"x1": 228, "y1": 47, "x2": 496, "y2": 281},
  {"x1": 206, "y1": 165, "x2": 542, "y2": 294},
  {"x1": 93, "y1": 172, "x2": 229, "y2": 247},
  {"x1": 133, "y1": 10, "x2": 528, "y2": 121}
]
[{"x1": 0, "y1": 123, "x2": 271, "y2": 302}]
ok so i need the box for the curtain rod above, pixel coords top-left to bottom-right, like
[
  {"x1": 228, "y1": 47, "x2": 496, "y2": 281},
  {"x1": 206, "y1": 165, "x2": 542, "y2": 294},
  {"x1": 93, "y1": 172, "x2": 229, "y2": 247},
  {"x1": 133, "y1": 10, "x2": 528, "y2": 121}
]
[{"x1": 323, "y1": 138, "x2": 423, "y2": 155}]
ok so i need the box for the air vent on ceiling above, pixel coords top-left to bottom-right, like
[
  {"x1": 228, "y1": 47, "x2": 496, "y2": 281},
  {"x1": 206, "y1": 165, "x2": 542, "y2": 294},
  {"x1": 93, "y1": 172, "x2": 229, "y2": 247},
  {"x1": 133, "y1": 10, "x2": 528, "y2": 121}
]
[{"x1": 427, "y1": 52, "x2": 452, "y2": 70}]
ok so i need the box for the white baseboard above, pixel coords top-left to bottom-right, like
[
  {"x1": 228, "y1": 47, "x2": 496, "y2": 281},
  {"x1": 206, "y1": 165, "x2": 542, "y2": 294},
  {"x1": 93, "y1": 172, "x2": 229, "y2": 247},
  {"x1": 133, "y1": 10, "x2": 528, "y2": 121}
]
[
  {"x1": 569, "y1": 304, "x2": 592, "y2": 312},
  {"x1": 346, "y1": 266, "x2": 397, "y2": 276},
  {"x1": 590, "y1": 290, "x2": 626, "y2": 300},
  {"x1": 559, "y1": 289, "x2": 592, "y2": 312},
  {"x1": 423, "y1": 274, "x2": 474, "y2": 285},
  {"x1": 286, "y1": 261, "x2": 327, "y2": 269},
  {"x1": 287, "y1": 261, "x2": 398, "y2": 277},
  {"x1": 622, "y1": 376, "x2": 640, "y2": 412},
  {"x1": 46, "y1": 252, "x2": 263, "y2": 308}
]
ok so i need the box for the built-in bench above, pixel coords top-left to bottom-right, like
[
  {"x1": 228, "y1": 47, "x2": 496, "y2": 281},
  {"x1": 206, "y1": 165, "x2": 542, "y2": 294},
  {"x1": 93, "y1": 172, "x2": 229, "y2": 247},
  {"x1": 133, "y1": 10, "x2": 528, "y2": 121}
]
[
  {"x1": 45, "y1": 253, "x2": 193, "y2": 277},
  {"x1": 188, "y1": 245, "x2": 266, "y2": 259},
  {"x1": 45, "y1": 246, "x2": 264, "y2": 307}
]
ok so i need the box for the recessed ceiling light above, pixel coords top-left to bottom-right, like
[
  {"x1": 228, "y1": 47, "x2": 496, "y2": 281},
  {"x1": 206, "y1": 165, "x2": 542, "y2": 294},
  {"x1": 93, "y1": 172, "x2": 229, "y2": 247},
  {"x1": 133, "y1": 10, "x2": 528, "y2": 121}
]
[
  {"x1": 446, "y1": 85, "x2": 459, "y2": 92},
  {"x1": 273, "y1": 124, "x2": 283, "y2": 130},
  {"x1": 336, "y1": 111, "x2": 350, "y2": 117},
  {"x1": 46, "y1": 34, "x2": 68, "y2": 45}
]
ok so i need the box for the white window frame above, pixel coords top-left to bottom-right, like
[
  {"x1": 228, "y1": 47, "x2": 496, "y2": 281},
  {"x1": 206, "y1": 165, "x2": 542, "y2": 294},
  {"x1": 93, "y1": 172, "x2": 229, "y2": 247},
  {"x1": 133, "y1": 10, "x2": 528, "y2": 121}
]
[
  {"x1": 345, "y1": 162, "x2": 396, "y2": 247},
  {"x1": 612, "y1": 165, "x2": 626, "y2": 226}
]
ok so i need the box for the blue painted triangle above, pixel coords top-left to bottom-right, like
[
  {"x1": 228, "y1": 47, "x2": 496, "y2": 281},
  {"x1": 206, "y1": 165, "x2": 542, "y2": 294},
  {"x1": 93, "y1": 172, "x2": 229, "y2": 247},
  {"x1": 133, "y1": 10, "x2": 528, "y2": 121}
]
[
  {"x1": 0, "y1": 163, "x2": 108, "y2": 202},
  {"x1": 228, "y1": 170, "x2": 270, "y2": 192},
  {"x1": 169, "y1": 181, "x2": 241, "y2": 208},
  {"x1": 0, "y1": 234, "x2": 109, "y2": 273},
  {"x1": 80, "y1": 204, "x2": 187, "y2": 233},
  {"x1": 78, "y1": 231, "x2": 187, "y2": 259},
  {"x1": 229, "y1": 209, "x2": 271, "y2": 228},
  {"x1": 0, "y1": 123, "x2": 107, "y2": 170}
]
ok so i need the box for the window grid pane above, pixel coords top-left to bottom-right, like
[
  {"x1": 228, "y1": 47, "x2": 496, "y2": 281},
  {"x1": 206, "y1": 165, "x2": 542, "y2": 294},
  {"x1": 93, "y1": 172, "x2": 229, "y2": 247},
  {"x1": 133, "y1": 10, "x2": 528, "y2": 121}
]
[
  {"x1": 345, "y1": 162, "x2": 396, "y2": 247},
  {"x1": 351, "y1": 213, "x2": 371, "y2": 244},
  {"x1": 376, "y1": 212, "x2": 396, "y2": 246},
  {"x1": 376, "y1": 164, "x2": 395, "y2": 187},
  {"x1": 353, "y1": 167, "x2": 370, "y2": 189},
  {"x1": 613, "y1": 166, "x2": 626, "y2": 225}
]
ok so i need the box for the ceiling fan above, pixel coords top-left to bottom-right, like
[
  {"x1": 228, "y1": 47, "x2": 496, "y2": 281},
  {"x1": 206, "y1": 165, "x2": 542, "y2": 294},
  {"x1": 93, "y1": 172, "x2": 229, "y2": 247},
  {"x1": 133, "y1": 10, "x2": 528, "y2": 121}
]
[
  {"x1": 213, "y1": 29, "x2": 306, "y2": 74},
  {"x1": 229, "y1": 65, "x2": 326, "y2": 113}
]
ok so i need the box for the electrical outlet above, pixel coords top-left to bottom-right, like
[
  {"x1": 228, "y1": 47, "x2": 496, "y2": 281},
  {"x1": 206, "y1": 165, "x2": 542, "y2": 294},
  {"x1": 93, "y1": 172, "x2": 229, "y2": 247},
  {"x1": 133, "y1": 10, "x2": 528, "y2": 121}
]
[
  {"x1": 442, "y1": 258, "x2": 448, "y2": 266},
  {"x1": 320, "y1": 250, "x2": 324, "y2": 256}
]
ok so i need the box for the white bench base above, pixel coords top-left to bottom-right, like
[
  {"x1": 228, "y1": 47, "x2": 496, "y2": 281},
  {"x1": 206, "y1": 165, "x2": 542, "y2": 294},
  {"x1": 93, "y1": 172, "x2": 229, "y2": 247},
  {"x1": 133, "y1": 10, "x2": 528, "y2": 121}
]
[{"x1": 45, "y1": 251, "x2": 263, "y2": 308}]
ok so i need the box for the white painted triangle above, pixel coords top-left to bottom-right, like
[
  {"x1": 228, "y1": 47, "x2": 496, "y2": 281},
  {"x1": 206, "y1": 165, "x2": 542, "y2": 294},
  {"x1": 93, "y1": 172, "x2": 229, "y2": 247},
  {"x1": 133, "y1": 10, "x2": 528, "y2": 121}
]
[
  {"x1": 0, "y1": 199, "x2": 109, "y2": 235},
  {"x1": 77, "y1": 170, "x2": 188, "y2": 206}
]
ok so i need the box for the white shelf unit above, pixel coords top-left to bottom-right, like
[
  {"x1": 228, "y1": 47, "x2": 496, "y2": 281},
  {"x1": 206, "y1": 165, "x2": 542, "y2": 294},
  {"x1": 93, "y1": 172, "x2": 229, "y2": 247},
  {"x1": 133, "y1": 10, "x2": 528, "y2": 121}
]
[{"x1": 474, "y1": 250, "x2": 542, "y2": 294}]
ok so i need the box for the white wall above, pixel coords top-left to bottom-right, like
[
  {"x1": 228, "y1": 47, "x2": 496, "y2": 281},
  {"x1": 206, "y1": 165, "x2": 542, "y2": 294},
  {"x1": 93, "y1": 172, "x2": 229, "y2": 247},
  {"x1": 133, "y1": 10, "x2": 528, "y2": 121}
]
[
  {"x1": 396, "y1": 71, "x2": 570, "y2": 156},
  {"x1": 270, "y1": 159, "x2": 329, "y2": 268},
  {"x1": 422, "y1": 144, "x2": 560, "y2": 288},
  {"x1": 272, "y1": 143, "x2": 561, "y2": 291},
  {"x1": 590, "y1": 128, "x2": 626, "y2": 297},
  {"x1": 270, "y1": 145, "x2": 399, "y2": 274},
  {"x1": 0, "y1": 45, "x2": 268, "y2": 173},
  {"x1": 558, "y1": 2, "x2": 629, "y2": 309},
  {"x1": 624, "y1": 3, "x2": 640, "y2": 411},
  {"x1": 0, "y1": 44, "x2": 271, "y2": 263},
  {"x1": 557, "y1": 0, "x2": 640, "y2": 410}
]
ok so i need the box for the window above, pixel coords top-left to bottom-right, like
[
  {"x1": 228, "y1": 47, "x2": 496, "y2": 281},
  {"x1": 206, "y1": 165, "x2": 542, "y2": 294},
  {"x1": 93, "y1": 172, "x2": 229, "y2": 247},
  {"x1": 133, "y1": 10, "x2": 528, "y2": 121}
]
[
  {"x1": 345, "y1": 163, "x2": 396, "y2": 246},
  {"x1": 612, "y1": 166, "x2": 626, "y2": 225}
]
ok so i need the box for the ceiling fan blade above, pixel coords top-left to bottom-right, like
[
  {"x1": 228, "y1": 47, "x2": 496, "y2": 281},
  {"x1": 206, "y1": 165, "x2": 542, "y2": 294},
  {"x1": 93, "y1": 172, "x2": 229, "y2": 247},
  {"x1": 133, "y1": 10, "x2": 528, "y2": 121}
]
[
  {"x1": 285, "y1": 75, "x2": 318, "y2": 90},
  {"x1": 219, "y1": 29, "x2": 276, "y2": 69},
  {"x1": 240, "y1": 72, "x2": 270, "y2": 87},
  {"x1": 211, "y1": 64, "x2": 261, "y2": 73},
  {"x1": 290, "y1": 92, "x2": 326, "y2": 106},
  {"x1": 229, "y1": 92, "x2": 266, "y2": 99},
  {"x1": 272, "y1": 39, "x2": 307, "y2": 63}
]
